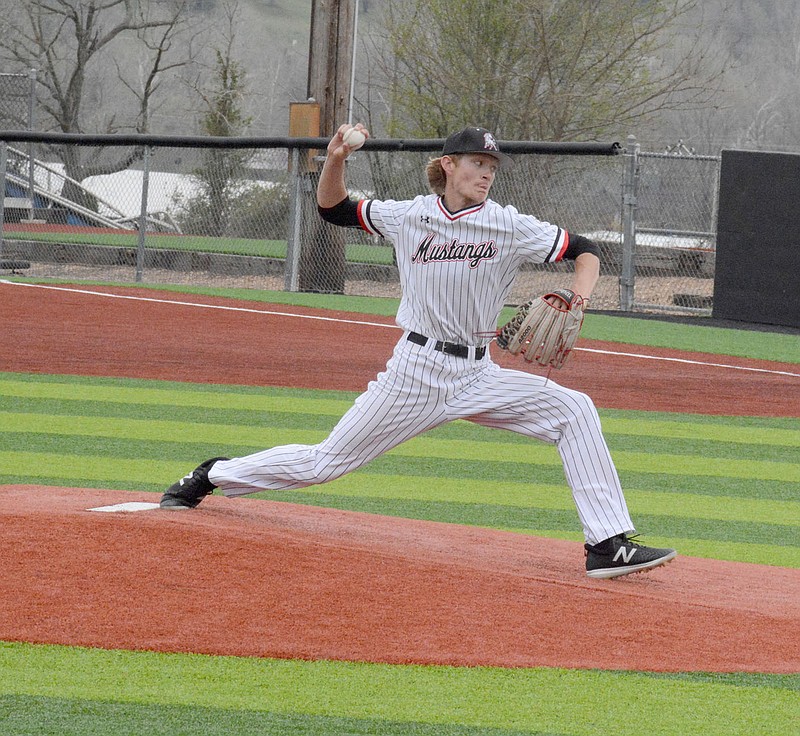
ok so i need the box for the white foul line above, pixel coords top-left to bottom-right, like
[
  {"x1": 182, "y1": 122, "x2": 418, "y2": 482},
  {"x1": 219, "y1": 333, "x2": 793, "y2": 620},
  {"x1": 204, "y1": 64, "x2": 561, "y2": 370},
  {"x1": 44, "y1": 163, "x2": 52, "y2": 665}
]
[
  {"x1": 0, "y1": 279, "x2": 398, "y2": 330},
  {"x1": 574, "y1": 347, "x2": 799, "y2": 378},
  {"x1": 3, "y1": 279, "x2": 799, "y2": 378}
]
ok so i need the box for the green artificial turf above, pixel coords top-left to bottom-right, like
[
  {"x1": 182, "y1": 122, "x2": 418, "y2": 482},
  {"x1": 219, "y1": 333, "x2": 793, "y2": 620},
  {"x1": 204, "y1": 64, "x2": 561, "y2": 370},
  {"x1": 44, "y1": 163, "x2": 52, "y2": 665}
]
[
  {"x1": 3, "y1": 230, "x2": 395, "y2": 265},
  {"x1": 1, "y1": 372, "x2": 797, "y2": 567},
  {"x1": 0, "y1": 644, "x2": 797, "y2": 736}
]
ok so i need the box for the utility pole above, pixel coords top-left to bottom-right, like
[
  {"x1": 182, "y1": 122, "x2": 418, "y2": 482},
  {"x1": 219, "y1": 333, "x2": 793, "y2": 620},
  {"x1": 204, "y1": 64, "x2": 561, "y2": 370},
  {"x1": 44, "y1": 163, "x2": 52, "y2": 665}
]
[
  {"x1": 298, "y1": 0, "x2": 357, "y2": 293},
  {"x1": 308, "y1": 0, "x2": 356, "y2": 136}
]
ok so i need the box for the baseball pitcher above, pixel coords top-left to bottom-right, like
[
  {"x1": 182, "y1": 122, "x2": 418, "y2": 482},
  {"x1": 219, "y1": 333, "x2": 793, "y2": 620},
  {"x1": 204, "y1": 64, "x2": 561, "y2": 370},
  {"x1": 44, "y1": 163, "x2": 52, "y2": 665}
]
[{"x1": 161, "y1": 124, "x2": 676, "y2": 579}]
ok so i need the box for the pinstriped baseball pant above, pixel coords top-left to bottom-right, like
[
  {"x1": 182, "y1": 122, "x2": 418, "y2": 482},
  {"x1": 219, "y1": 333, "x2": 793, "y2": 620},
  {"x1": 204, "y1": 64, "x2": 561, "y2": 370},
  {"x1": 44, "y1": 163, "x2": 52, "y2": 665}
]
[{"x1": 209, "y1": 333, "x2": 635, "y2": 545}]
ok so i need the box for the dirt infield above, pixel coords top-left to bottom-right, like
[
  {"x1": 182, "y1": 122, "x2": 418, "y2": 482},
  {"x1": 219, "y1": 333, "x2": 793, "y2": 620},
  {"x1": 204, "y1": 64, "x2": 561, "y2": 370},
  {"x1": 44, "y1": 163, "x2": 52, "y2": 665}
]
[
  {"x1": 1, "y1": 280, "x2": 799, "y2": 673},
  {"x1": 2, "y1": 282, "x2": 797, "y2": 415}
]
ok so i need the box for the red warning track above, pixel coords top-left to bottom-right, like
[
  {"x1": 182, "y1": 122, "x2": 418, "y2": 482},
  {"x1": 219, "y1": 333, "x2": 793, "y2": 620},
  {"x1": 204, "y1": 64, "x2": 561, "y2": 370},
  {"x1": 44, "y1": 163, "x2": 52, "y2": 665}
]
[{"x1": 1, "y1": 281, "x2": 797, "y2": 416}]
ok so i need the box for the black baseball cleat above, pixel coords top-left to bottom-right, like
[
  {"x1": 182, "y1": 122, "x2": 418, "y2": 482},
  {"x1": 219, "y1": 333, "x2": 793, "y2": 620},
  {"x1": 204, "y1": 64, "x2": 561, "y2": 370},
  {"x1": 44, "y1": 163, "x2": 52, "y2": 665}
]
[
  {"x1": 160, "y1": 457, "x2": 230, "y2": 509},
  {"x1": 585, "y1": 534, "x2": 677, "y2": 579}
]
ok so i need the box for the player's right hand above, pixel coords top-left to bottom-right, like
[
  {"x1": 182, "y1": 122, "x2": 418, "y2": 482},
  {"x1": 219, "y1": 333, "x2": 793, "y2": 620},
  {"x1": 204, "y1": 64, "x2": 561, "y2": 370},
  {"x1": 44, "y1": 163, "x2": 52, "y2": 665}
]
[{"x1": 328, "y1": 123, "x2": 370, "y2": 159}]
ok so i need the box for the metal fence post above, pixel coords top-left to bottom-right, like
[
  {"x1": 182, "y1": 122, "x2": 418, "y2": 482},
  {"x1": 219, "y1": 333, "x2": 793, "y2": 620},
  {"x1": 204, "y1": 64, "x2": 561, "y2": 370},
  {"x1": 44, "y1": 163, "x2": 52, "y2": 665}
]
[
  {"x1": 285, "y1": 147, "x2": 302, "y2": 292},
  {"x1": 27, "y1": 68, "x2": 37, "y2": 211},
  {"x1": 620, "y1": 134, "x2": 639, "y2": 311},
  {"x1": 0, "y1": 141, "x2": 6, "y2": 261},
  {"x1": 136, "y1": 145, "x2": 152, "y2": 283}
]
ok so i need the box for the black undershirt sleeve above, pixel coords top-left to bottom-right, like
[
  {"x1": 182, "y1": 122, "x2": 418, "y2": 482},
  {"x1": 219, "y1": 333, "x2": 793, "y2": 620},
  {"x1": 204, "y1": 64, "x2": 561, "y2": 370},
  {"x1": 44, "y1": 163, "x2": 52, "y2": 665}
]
[
  {"x1": 563, "y1": 233, "x2": 601, "y2": 260},
  {"x1": 318, "y1": 196, "x2": 361, "y2": 227}
]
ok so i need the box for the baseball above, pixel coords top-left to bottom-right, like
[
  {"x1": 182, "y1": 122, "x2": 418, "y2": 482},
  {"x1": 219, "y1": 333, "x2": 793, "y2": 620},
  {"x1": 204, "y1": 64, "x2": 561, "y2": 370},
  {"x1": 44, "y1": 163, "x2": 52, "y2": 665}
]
[{"x1": 343, "y1": 127, "x2": 366, "y2": 151}]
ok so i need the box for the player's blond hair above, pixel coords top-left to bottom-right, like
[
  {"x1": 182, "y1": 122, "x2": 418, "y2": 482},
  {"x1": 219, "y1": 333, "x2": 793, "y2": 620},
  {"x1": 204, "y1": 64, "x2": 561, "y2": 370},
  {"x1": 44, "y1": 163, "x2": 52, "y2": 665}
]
[{"x1": 426, "y1": 154, "x2": 461, "y2": 195}]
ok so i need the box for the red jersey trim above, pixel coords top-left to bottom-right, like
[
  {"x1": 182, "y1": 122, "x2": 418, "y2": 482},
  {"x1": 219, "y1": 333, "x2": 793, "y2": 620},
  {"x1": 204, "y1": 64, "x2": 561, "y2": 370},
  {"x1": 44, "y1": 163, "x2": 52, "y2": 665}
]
[
  {"x1": 356, "y1": 200, "x2": 370, "y2": 232},
  {"x1": 554, "y1": 229, "x2": 570, "y2": 261},
  {"x1": 437, "y1": 197, "x2": 486, "y2": 221},
  {"x1": 356, "y1": 200, "x2": 384, "y2": 237},
  {"x1": 546, "y1": 228, "x2": 569, "y2": 262}
]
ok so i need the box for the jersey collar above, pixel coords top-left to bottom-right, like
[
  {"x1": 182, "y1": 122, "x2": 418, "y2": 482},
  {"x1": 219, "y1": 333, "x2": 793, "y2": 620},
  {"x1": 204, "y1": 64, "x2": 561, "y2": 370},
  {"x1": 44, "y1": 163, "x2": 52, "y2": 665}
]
[{"x1": 437, "y1": 196, "x2": 487, "y2": 221}]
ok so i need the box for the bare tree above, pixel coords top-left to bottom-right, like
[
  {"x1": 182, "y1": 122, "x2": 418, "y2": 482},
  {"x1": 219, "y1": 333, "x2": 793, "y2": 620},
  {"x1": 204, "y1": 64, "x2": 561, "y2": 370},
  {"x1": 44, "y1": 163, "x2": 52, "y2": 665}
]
[
  {"x1": 659, "y1": 0, "x2": 800, "y2": 153},
  {"x1": 0, "y1": 0, "x2": 199, "y2": 206},
  {"x1": 114, "y1": 12, "x2": 200, "y2": 136},
  {"x1": 727, "y1": 1, "x2": 800, "y2": 150}
]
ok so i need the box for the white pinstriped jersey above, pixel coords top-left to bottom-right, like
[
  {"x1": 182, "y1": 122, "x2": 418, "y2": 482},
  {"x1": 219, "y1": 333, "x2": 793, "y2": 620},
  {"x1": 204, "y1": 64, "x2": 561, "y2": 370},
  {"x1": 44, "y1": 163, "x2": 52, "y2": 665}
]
[
  {"x1": 357, "y1": 195, "x2": 568, "y2": 346},
  {"x1": 209, "y1": 194, "x2": 636, "y2": 546}
]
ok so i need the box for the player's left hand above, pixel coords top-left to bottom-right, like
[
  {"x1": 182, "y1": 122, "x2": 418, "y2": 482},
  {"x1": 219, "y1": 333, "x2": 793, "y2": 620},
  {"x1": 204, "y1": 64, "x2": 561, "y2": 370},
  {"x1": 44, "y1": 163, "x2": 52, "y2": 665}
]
[{"x1": 496, "y1": 289, "x2": 586, "y2": 369}]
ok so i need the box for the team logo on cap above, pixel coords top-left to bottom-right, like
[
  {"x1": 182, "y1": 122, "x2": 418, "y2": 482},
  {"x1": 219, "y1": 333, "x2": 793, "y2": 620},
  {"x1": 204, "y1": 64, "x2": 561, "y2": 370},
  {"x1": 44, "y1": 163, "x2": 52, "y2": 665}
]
[{"x1": 483, "y1": 132, "x2": 499, "y2": 152}]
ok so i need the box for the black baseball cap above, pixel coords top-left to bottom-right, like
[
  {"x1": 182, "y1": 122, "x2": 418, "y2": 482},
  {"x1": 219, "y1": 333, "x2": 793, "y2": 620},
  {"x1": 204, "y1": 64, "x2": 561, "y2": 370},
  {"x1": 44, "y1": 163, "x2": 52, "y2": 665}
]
[{"x1": 441, "y1": 127, "x2": 514, "y2": 168}]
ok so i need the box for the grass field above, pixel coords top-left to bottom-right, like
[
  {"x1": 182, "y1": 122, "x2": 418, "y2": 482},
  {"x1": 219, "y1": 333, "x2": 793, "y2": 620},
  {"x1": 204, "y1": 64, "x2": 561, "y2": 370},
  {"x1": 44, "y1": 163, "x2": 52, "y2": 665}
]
[
  {"x1": 0, "y1": 287, "x2": 798, "y2": 735},
  {"x1": 1, "y1": 374, "x2": 798, "y2": 565},
  {"x1": 3, "y1": 229, "x2": 396, "y2": 265},
  {"x1": 2, "y1": 643, "x2": 797, "y2": 736}
]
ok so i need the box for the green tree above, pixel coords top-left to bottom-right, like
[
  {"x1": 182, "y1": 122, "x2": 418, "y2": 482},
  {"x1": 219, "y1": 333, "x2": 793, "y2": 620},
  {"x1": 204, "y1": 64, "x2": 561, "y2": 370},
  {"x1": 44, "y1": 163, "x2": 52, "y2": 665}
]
[
  {"x1": 176, "y1": 1, "x2": 294, "y2": 243},
  {"x1": 192, "y1": 6, "x2": 252, "y2": 237},
  {"x1": 376, "y1": 0, "x2": 723, "y2": 141}
]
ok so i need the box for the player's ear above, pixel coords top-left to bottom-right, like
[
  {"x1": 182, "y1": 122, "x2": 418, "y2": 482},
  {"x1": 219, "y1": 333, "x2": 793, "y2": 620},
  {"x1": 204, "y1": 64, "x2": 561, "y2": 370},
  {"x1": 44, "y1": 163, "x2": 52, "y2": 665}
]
[{"x1": 441, "y1": 155, "x2": 457, "y2": 174}]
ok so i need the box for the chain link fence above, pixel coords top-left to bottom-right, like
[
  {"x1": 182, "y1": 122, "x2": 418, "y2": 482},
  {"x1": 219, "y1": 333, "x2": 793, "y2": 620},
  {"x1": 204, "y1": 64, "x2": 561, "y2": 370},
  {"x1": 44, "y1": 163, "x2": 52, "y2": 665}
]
[
  {"x1": 0, "y1": 71, "x2": 37, "y2": 222},
  {"x1": 0, "y1": 131, "x2": 720, "y2": 315},
  {"x1": 618, "y1": 138, "x2": 719, "y2": 314},
  {"x1": 0, "y1": 71, "x2": 35, "y2": 130}
]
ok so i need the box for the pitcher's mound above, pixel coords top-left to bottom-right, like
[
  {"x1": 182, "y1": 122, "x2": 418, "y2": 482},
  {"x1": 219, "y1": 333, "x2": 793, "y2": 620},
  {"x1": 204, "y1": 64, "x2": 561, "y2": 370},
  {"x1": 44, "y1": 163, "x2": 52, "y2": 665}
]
[{"x1": 1, "y1": 485, "x2": 798, "y2": 673}]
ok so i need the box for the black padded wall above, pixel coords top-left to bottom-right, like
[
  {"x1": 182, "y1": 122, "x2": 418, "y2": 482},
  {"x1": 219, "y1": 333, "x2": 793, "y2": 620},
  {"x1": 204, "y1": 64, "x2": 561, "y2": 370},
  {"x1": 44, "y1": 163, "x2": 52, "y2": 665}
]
[{"x1": 714, "y1": 149, "x2": 800, "y2": 327}]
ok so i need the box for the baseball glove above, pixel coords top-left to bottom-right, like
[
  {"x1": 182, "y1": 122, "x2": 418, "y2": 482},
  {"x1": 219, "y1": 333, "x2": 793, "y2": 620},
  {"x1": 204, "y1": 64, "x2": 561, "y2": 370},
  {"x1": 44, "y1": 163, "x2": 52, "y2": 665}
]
[{"x1": 496, "y1": 289, "x2": 586, "y2": 369}]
